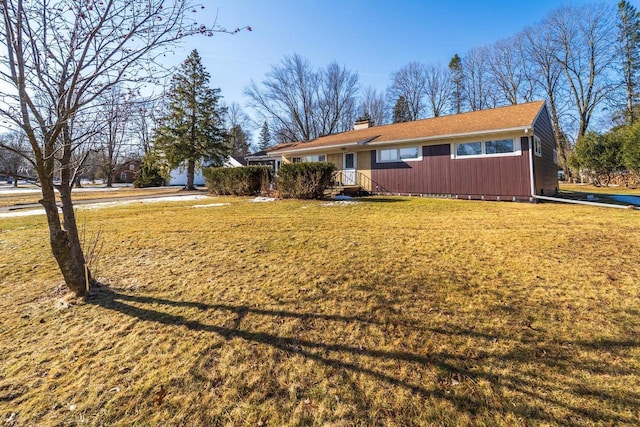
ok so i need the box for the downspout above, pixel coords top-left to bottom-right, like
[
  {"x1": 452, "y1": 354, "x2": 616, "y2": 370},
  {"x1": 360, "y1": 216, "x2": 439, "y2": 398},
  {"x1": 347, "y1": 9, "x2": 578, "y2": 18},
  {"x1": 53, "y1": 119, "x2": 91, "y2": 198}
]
[{"x1": 527, "y1": 130, "x2": 536, "y2": 200}]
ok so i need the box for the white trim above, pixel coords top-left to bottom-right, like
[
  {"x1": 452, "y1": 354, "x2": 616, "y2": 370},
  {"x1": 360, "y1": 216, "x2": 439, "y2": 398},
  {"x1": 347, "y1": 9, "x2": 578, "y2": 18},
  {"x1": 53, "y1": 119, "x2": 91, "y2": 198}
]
[
  {"x1": 450, "y1": 138, "x2": 521, "y2": 159},
  {"x1": 533, "y1": 135, "x2": 542, "y2": 157}
]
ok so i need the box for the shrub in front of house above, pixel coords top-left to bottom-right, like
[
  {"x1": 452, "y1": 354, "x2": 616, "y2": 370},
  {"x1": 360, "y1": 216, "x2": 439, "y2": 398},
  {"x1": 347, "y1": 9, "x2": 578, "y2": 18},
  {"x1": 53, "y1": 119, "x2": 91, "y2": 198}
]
[
  {"x1": 276, "y1": 162, "x2": 336, "y2": 199},
  {"x1": 204, "y1": 166, "x2": 271, "y2": 196}
]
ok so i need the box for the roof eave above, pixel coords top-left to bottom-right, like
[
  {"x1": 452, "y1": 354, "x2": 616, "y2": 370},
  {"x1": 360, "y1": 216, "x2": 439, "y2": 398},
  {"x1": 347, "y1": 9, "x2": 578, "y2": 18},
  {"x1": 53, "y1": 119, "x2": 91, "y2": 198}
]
[{"x1": 271, "y1": 125, "x2": 533, "y2": 155}]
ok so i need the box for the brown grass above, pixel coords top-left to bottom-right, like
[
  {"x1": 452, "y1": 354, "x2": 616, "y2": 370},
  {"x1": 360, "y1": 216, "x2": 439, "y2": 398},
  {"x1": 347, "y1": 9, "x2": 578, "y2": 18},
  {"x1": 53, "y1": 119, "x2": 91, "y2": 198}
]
[
  {"x1": 1, "y1": 196, "x2": 639, "y2": 425},
  {"x1": 0, "y1": 186, "x2": 182, "y2": 208}
]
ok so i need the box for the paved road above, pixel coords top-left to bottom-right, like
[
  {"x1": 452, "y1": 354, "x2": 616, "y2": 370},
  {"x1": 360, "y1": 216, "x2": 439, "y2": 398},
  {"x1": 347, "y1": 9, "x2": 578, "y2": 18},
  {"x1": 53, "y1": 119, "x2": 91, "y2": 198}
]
[{"x1": 0, "y1": 190, "x2": 206, "y2": 213}]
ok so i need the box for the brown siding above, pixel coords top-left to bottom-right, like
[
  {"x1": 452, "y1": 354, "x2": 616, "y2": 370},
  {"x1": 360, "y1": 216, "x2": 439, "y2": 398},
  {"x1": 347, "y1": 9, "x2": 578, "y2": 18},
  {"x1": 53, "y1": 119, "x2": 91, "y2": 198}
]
[
  {"x1": 532, "y1": 104, "x2": 559, "y2": 196},
  {"x1": 370, "y1": 139, "x2": 532, "y2": 199}
]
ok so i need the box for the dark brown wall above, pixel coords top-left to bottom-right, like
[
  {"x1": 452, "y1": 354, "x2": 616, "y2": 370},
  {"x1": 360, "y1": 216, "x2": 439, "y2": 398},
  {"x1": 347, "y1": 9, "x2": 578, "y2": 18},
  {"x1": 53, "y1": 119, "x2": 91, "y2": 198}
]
[
  {"x1": 370, "y1": 139, "x2": 532, "y2": 199},
  {"x1": 532, "y1": 104, "x2": 559, "y2": 196}
]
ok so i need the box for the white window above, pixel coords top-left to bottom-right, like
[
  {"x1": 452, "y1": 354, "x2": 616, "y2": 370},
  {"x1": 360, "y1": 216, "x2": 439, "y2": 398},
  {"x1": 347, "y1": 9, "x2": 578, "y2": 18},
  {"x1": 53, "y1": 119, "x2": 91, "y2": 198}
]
[
  {"x1": 453, "y1": 138, "x2": 520, "y2": 159},
  {"x1": 129, "y1": 164, "x2": 135, "y2": 171},
  {"x1": 292, "y1": 154, "x2": 326, "y2": 163},
  {"x1": 456, "y1": 142, "x2": 482, "y2": 157},
  {"x1": 120, "y1": 172, "x2": 127, "y2": 181},
  {"x1": 377, "y1": 146, "x2": 421, "y2": 162},
  {"x1": 534, "y1": 136, "x2": 542, "y2": 157},
  {"x1": 553, "y1": 148, "x2": 558, "y2": 165}
]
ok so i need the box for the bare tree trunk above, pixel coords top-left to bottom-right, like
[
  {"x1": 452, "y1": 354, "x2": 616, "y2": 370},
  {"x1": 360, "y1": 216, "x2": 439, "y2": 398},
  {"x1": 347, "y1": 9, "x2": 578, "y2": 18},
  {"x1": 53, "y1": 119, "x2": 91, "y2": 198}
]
[
  {"x1": 12, "y1": 176, "x2": 18, "y2": 187},
  {"x1": 39, "y1": 176, "x2": 91, "y2": 297},
  {"x1": 106, "y1": 172, "x2": 113, "y2": 188},
  {"x1": 186, "y1": 159, "x2": 195, "y2": 190}
]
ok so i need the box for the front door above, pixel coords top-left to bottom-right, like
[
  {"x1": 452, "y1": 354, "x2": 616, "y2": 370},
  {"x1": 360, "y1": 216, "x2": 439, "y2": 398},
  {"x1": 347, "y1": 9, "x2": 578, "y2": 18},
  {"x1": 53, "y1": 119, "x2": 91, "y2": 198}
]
[{"x1": 343, "y1": 152, "x2": 356, "y2": 185}]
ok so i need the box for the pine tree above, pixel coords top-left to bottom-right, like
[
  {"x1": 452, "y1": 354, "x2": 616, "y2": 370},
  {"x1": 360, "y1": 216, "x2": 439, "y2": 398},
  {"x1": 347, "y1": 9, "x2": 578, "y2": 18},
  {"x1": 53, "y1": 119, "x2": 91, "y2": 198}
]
[
  {"x1": 392, "y1": 96, "x2": 411, "y2": 123},
  {"x1": 449, "y1": 53, "x2": 463, "y2": 114},
  {"x1": 155, "y1": 50, "x2": 227, "y2": 190},
  {"x1": 618, "y1": 1, "x2": 640, "y2": 124},
  {"x1": 258, "y1": 121, "x2": 271, "y2": 151}
]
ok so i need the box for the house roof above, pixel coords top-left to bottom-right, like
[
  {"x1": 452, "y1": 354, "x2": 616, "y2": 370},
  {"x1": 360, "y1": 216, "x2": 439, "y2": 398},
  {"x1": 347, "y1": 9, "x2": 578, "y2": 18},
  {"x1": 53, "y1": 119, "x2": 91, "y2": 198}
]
[{"x1": 268, "y1": 101, "x2": 546, "y2": 154}]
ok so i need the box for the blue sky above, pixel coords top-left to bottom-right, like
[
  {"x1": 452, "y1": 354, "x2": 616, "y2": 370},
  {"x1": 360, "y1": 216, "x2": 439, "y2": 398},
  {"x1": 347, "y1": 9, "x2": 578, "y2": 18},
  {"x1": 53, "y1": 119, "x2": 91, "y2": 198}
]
[{"x1": 176, "y1": 0, "x2": 632, "y2": 127}]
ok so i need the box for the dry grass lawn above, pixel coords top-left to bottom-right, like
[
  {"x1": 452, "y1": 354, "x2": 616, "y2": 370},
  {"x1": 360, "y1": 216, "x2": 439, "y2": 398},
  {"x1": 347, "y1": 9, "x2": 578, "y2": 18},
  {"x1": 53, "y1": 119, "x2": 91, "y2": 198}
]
[
  {"x1": 0, "y1": 186, "x2": 181, "y2": 208},
  {"x1": 1, "y1": 195, "x2": 639, "y2": 425}
]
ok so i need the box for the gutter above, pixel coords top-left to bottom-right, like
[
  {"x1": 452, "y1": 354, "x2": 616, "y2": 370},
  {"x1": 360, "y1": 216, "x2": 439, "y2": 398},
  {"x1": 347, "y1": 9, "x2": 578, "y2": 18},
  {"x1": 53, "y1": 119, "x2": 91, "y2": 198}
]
[{"x1": 533, "y1": 194, "x2": 639, "y2": 210}]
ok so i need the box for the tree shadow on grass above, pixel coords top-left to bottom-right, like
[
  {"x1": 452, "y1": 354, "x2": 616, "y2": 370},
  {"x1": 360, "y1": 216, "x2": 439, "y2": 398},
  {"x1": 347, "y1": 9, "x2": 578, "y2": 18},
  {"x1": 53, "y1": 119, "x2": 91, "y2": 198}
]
[{"x1": 88, "y1": 286, "x2": 640, "y2": 425}]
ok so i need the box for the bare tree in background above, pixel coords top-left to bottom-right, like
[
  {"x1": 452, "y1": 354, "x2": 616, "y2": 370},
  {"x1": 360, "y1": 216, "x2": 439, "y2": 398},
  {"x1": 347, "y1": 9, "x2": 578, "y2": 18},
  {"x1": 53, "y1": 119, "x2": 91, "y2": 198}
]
[
  {"x1": 0, "y1": 132, "x2": 30, "y2": 186},
  {"x1": 388, "y1": 62, "x2": 427, "y2": 120},
  {"x1": 424, "y1": 63, "x2": 453, "y2": 117},
  {"x1": 0, "y1": 0, "x2": 248, "y2": 296},
  {"x1": 358, "y1": 86, "x2": 388, "y2": 126},
  {"x1": 487, "y1": 35, "x2": 532, "y2": 105},
  {"x1": 97, "y1": 86, "x2": 136, "y2": 187},
  {"x1": 245, "y1": 54, "x2": 359, "y2": 142},
  {"x1": 523, "y1": 23, "x2": 572, "y2": 172},
  {"x1": 318, "y1": 62, "x2": 359, "y2": 135},
  {"x1": 224, "y1": 102, "x2": 252, "y2": 156},
  {"x1": 462, "y1": 47, "x2": 493, "y2": 111},
  {"x1": 549, "y1": 4, "x2": 618, "y2": 138}
]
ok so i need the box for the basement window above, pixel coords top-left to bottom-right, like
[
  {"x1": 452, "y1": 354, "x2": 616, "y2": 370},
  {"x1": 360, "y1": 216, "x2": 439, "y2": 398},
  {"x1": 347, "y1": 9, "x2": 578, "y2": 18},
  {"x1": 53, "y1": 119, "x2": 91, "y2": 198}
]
[
  {"x1": 453, "y1": 138, "x2": 520, "y2": 159},
  {"x1": 377, "y1": 146, "x2": 421, "y2": 162}
]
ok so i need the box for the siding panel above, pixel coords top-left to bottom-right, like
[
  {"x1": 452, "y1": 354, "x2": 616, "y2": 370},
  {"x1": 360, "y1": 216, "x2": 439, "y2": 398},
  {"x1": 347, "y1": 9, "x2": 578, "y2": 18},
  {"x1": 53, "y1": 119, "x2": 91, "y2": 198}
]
[{"x1": 371, "y1": 139, "x2": 532, "y2": 199}]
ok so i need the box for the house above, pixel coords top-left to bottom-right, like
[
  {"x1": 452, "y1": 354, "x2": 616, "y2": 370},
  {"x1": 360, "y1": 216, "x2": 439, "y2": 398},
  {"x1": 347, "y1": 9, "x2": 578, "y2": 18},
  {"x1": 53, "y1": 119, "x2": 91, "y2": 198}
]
[
  {"x1": 113, "y1": 159, "x2": 141, "y2": 184},
  {"x1": 266, "y1": 101, "x2": 558, "y2": 201},
  {"x1": 168, "y1": 155, "x2": 246, "y2": 186}
]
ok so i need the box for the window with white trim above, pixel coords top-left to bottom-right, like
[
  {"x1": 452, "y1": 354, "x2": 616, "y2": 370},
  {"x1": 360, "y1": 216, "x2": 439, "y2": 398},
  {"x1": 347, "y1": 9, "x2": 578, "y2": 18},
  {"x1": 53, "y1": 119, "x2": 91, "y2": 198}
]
[
  {"x1": 534, "y1": 136, "x2": 542, "y2": 157},
  {"x1": 454, "y1": 138, "x2": 519, "y2": 158},
  {"x1": 552, "y1": 148, "x2": 558, "y2": 165},
  {"x1": 377, "y1": 146, "x2": 421, "y2": 162}
]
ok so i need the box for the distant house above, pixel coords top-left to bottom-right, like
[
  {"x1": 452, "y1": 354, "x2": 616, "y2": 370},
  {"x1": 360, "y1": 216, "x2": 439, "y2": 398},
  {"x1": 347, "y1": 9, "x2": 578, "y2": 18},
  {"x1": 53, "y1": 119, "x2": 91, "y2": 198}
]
[
  {"x1": 168, "y1": 156, "x2": 247, "y2": 186},
  {"x1": 114, "y1": 159, "x2": 141, "y2": 184},
  {"x1": 266, "y1": 101, "x2": 558, "y2": 201}
]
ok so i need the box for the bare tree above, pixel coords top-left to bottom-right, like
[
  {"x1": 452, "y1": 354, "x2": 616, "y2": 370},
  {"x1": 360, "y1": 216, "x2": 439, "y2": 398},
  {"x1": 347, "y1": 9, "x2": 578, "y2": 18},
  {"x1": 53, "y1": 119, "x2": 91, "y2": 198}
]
[
  {"x1": 245, "y1": 54, "x2": 359, "y2": 142},
  {"x1": 97, "y1": 86, "x2": 136, "y2": 187},
  {"x1": 358, "y1": 86, "x2": 388, "y2": 126},
  {"x1": 318, "y1": 62, "x2": 359, "y2": 135},
  {"x1": 523, "y1": 23, "x2": 572, "y2": 172},
  {"x1": 0, "y1": 0, "x2": 247, "y2": 296},
  {"x1": 223, "y1": 102, "x2": 252, "y2": 156},
  {"x1": 549, "y1": 4, "x2": 618, "y2": 138},
  {"x1": 487, "y1": 35, "x2": 532, "y2": 105},
  {"x1": 245, "y1": 54, "x2": 319, "y2": 142},
  {"x1": 388, "y1": 62, "x2": 427, "y2": 120},
  {"x1": 462, "y1": 47, "x2": 493, "y2": 111},
  {"x1": 424, "y1": 63, "x2": 453, "y2": 117},
  {"x1": 0, "y1": 132, "x2": 31, "y2": 185}
]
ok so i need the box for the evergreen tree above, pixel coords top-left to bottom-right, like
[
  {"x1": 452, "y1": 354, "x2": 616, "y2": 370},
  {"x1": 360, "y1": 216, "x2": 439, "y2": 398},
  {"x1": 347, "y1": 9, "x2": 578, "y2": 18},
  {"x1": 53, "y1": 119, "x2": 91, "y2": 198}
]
[
  {"x1": 449, "y1": 53, "x2": 464, "y2": 114},
  {"x1": 258, "y1": 121, "x2": 272, "y2": 151},
  {"x1": 226, "y1": 124, "x2": 251, "y2": 156},
  {"x1": 155, "y1": 50, "x2": 227, "y2": 190},
  {"x1": 618, "y1": 1, "x2": 640, "y2": 124},
  {"x1": 392, "y1": 96, "x2": 411, "y2": 123}
]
